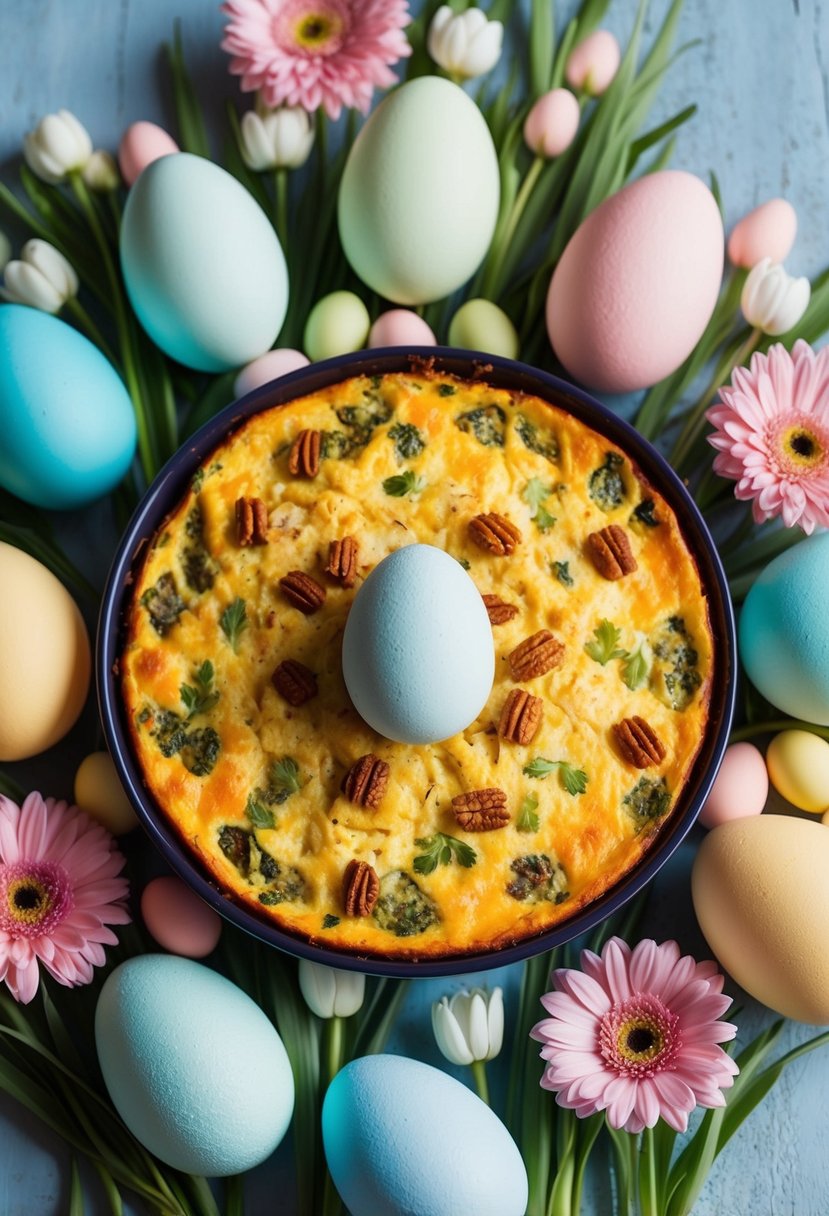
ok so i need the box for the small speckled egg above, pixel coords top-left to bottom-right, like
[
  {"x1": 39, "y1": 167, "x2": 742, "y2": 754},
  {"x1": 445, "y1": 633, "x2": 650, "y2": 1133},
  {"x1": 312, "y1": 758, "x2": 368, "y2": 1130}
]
[
  {"x1": 692, "y1": 815, "x2": 829, "y2": 1022},
  {"x1": 368, "y1": 309, "x2": 436, "y2": 348},
  {"x1": 697, "y1": 742, "x2": 768, "y2": 828},
  {"x1": 739, "y1": 533, "x2": 829, "y2": 725},
  {"x1": 342, "y1": 545, "x2": 494, "y2": 744},
  {"x1": 121, "y1": 153, "x2": 288, "y2": 372},
  {"x1": 74, "y1": 751, "x2": 139, "y2": 835},
  {"x1": 95, "y1": 955, "x2": 293, "y2": 1175},
  {"x1": 0, "y1": 543, "x2": 90, "y2": 762},
  {"x1": 118, "y1": 121, "x2": 179, "y2": 186},
  {"x1": 766, "y1": 730, "x2": 829, "y2": 813},
  {"x1": 0, "y1": 305, "x2": 136, "y2": 509},
  {"x1": 448, "y1": 299, "x2": 519, "y2": 358},
  {"x1": 338, "y1": 77, "x2": 500, "y2": 305},
  {"x1": 323, "y1": 1055, "x2": 528, "y2": 1216},
  {"x1": 304, "y1": 291, "x2": 370, "y2": 362},
  {"x1": 234, "y1": 348, "x2": 310, "y2": 397},
  {"x1": 141, "y1": 876, "x2": 222, "y2": 958},
  {"x1": 546, "y1": 171, "x2": 723, "y2": 393}
]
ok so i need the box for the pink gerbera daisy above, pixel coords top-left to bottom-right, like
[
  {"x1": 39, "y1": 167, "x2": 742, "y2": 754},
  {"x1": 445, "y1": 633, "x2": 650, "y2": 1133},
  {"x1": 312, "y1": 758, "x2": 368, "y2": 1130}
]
[
  {"x1": 706, "y1": 339, "x2": 829, "y2": 535},
  {"x1": 530, "y1": 937, "x2": 738, "y2": 1134},
  {"x1": 221, "y1": 0, "x2": 412, "y2": 120},
  {"x1": 0, "y1": 792, "x2": 130, "y2": 1004}
]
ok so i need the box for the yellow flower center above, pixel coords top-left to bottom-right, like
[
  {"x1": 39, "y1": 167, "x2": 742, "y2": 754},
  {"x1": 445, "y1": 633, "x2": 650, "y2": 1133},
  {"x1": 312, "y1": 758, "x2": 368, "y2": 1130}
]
[
  {"x1": 780, "y1": 425, "x2": 823, "y2": 468},
  {"x1": 294, "y1": 12, "x2": 344, "y2": 50},
  {"x1": 616, "y1": 1015, "x2": 664, "y2": 1064},
  {"x1": 6, "y1": 876, "x2": 52, "y2": 926}
]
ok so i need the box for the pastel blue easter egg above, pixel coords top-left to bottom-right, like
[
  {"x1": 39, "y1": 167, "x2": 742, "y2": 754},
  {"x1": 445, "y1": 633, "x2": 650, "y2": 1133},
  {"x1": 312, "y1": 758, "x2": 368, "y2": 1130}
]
[
  {"x1": 121, "y1": 153, "x2": 288, "y2": 372},
  {"x1": 0, "y1": 305, "x2": 136, "y2": 509},
  {"x1": 338, "y1": 77, "x2": 500, "y2": 305},
  {"x1": 341, "y1": 544, "x2": 494, "y2": 744},
  {"x1": 739, "y1": 533, "x2": 829, "y2": 725},
  {"x1": 322, "y1": 1055, "x2": 528, "y2": 1216},
  {"x1": 95, "y1": 955, "x2": 294, "y2": 1175}
]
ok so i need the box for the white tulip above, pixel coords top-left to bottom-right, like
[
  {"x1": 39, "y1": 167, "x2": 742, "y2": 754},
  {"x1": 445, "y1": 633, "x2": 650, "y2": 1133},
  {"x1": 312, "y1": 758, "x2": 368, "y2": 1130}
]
[
  {"x1": 240, "y1": 107, "x2": 315, "y2": 171},
  {"x1": 23, "y1": 109, "x2": 93, "y2": 183},
  {"x1": 741, "y1": 257, "x2": 811, "y2": 336},
  {"x1": 1, "y1": 239, "x2": 79, "y2": 313},
  {"x1": 82, "y1": 149, "x2": 120, "y2": 192},
  {"x1": 298, "y1": 958, "x2": 365, "y2": 1018},
  {"x1": 432, "y1": 985, "x2": 504, "y2": 1066},
  {"x1": 427, "y1": 6, "x2": 503, "y2": 80},
  {"x1": 0, "y1": 230, "x2": 10, "y2": 274}
]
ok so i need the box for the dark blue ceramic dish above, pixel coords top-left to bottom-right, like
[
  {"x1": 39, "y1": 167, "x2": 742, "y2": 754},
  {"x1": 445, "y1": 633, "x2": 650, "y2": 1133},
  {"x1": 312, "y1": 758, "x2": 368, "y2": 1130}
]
[{"x1": 97, "y1": 348, "x2": 737, "y2": 978}]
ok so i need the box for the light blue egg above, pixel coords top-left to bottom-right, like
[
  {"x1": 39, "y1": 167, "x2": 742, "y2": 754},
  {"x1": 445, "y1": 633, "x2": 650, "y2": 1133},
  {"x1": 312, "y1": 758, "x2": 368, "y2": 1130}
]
[
  {"x1": 95, "y1": 955, "x2": 294, "y2": 1176},
  {"x1": 323, "y1": 1055, "x2": 528, "y2": 1216},
  {"x1": 341, "y1": 544, "x2": 494, "y2": 743},
  {"x1": 739, "y1": 533, "x2": 829, "y2": 725},
  {"x1": 0, "y1": 305, "x2": 136, "y2": 509},
  {"x1": 121, "y1": 153, "x2": 288, "y2": 372}
]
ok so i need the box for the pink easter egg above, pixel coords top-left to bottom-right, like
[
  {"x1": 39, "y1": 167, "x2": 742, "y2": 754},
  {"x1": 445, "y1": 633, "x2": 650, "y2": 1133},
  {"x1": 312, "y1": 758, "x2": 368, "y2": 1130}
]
[
  {"x1": 118, "y1": 122, "x2": 180, "y2": 187},
  {"x1": 141, "y1": 876, "x2": 222, "y2": 958},
  {"x1": 565, "y1": 30, "x2": 621, "y2": 95},
  {"x1": 546, "y1": 170, "x2": 724, "y2": 393},
  {"x1": 234, "y1": 348, "x2": 310, "y2": 397},
  {"x1": 367, "y1": 310, "x2": 437, "y2": 348},
  {"x1": 698, "y1": 742, "x2": 769, "y2": 829},
  {"x1": 727, "y1": 198, "x2": 797, "y2": 269},
  {"x1": 523, "y1": 88, "x2": 580, "y2": 158}
]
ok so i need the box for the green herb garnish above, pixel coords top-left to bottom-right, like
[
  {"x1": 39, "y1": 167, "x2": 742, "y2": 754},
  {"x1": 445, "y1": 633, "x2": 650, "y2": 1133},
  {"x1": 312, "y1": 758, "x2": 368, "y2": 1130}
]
[
  {"x1": 180, "y1": 660, "x2": 219, "y2": 719},
  {"x1": 517, "y1": 793, "x2": 540, "y2": 832},
  {"x1": 522, "y1": 478, "x2": 557, "y2": 531},
  {"x1": 622, "y1": 636, "x2": 653, "y2": 691},
  {"x1": 631, "y1": 498, "x2": 660, "y2": 528},
  {"x1": 457, "y1": 557, "x2": 471, "y2": 570},
  {"x1": 270, "y1": 756, "x2": 302, "y2": 798},
  {"x1": 552, "y1": 560, "x2": 573, "y2": 587},
  {"x1": 413, "y1": 832, "x2": 477, "y2": 875},
  {"x1": 322, "y1": 914, "x2": 341, "y2": 929},
  {"x1": 220, "y1": 597, "x2": 248, "y2": 652},
  {"x1": 383, "y1": 470, "x2": 425, "y2": 497},
  {"x1": 438, "y1": 383, "x2": 456, "y2": 396},
  {"x1": 584, "y1": 619, "x2": 628, "y2": 666},
  {"x1": 523, "y1": 758, "x2": 589, "y2": 796},
  {"x1": 246, "y1": 795, "x2": 276, "y2": 830}
]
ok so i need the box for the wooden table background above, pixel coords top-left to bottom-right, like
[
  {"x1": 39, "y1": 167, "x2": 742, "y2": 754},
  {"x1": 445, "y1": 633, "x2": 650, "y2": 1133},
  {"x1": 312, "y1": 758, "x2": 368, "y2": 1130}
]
[{"x1": 0, "y1": 0, "x2": 828, "y2": 1212}]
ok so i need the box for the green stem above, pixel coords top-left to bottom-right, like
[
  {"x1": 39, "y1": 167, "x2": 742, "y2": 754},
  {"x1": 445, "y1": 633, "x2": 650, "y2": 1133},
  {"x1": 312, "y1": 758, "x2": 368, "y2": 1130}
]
[
  {"x1": 730, "y1": 718, "x2": 829, "y2": 744},
  {"x1": 0, "y1": 770, "x2": 25, "y2": 802},
  {"x1": 670, "y1": 328, "x2": 762, "y2": 471},
  {"x1": 470, "y1": 1058, "x2": 490, "y2": 1106},
  {"x1": 69, "y1": 173, "x2": 156, "y2": 483},
  {"x1": 64, "y1": 297, "x2": 118, "y2": 366},
  {"x1": 273, "y1": 169, "x2": 289, "y2": 250},
  {"x1": 482, "y1": 155, "x2": 545, "y2": 299},
  {"x1": 0, "y1": 181, "x2": 53, "y2": 240},
  {"x1": 641, "y1": 1126, "x2": 658, "y2": 1216},
  {"x1": 322, "y1": 1016, "x2": 345, "y2": 1216}
]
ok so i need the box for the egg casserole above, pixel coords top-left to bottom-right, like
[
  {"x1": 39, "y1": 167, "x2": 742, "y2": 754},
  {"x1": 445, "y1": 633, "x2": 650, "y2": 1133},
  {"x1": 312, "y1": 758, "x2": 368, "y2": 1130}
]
[{"x1": 121, "y1": 369, "x2": 714, "y2": 960}]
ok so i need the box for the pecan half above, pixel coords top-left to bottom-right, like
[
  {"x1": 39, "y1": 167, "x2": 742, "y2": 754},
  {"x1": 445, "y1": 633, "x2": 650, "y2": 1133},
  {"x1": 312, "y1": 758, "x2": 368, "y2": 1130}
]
[
  {"x1": 613, "y1": 716, "x2": 667, "y2": 768},
  {"x1": 482, "y1": 592, "x2": 519, "y2": 625},
  {"x1": 343, "y1": 859, "x2": 380, "y2": 916},
  {"x1": 327, "y1": 536, "x2": 358, "y2": 588},
  {"x1": 279, "y1": 570, "x2": 326, "y2": 613},
  {"x1": 498, "y1": 688, "x2": 543, "y2": 744},
  {"x1": 469, "y1": 512, "x2": 522, "y2": 555},
  {"x1": 272, "y1": 659, "x2": 317, "y2": 706},
  {"x1": 451, "y1": 787, "x2": 510, "y2": 831},
  {"x1": 341, "y1": 754, "x2": 389, "y2": 809},
  {"x1": 235, "y1": 496, "x2": 269, "y2": 546},
  {"x1": 586, "y1": 525, "x2": 637, "y2": 580},
  {"x1": 288, "y1": 428, "x2": 321, "y2": 478},
  {"x1": 508, "y1": 630, "x2": 565, "y2": 682}
]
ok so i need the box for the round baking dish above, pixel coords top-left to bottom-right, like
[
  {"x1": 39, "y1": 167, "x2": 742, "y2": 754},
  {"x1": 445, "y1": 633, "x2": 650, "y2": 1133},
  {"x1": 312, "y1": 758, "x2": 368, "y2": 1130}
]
[{"x1": 97, "y1": 348, "x2": 737, "y2": 977}]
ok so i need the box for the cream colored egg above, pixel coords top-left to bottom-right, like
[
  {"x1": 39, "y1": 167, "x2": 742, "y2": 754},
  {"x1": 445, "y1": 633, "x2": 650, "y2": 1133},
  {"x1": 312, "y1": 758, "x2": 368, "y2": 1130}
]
[
  {"x1": 692, "y1": 814, "x2": 829, "y2": 1022},
  {"x1": 766, "y1": 730, "x2": 829, "y2": 812},
  {"x1": 0, "y1": 543, "x2": 90, "y2": 761},
  {"x1": 75, "y1": 752, "x2": 139, "y2": 835}
]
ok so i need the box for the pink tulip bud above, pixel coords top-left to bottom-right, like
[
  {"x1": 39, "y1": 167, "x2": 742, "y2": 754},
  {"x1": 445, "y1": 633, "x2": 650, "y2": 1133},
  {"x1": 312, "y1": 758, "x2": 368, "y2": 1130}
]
[
  {"x1": 565, "y1": 30, "x2": 621, "y2": 96},
  {"x1": 118, "y1": 121, "x2": 179, "y2": 186},
  {"x1": 523, "y1": 88, "x2": 580, "y2": 158},
  {"x1": 727, "y1": 198, "x2": 797, "y2": 269}
]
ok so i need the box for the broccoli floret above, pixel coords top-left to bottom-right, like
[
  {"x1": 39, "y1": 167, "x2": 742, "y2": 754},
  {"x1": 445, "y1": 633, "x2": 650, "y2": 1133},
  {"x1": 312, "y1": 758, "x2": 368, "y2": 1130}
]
[
  {"x1": 141, "y1": 572, "x2": 185, "y2": 636},
  {"x1": 388, "y1": 421, "x2": 426, "y2": 460},
  {"x1": 218, "y1": 826, "x2": 252, "y2": 877},
  {"x1": 631, "y1": 498, "x2": 660, "y2": 528},
  {"x1": 650, "y1": 617, "x2": 702, "y2": 710},
  {"x1": 588, "y1": 452, "x2": 626, "y2": 511},
  {"x1": 179, "y1": 727, "x2": 221, "y2": 777},
  {"x1": 623, "y1": 777, "x2": 671, "y2": 831},
  {"x1": 514, "y1": 413, "x2": 559, "y2": 462},
  {"x1": 181, "y1": 506, "x2": 216, "y2": 593},
  {"x1": 372, "y1": 871, "x2": 440, "y2": 937},
  {"x1": 506, "y1": 854, "x2": 569, "y2": 903},
  {"x1": 454, "y1": 404, "x2": 507, "y2": 447}
]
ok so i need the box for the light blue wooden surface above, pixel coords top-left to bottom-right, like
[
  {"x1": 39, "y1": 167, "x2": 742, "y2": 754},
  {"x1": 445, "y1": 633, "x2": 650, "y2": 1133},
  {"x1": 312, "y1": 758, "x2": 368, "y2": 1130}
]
[{"x1": 1, "y1": 1, "x2": 828, "y2": 1213}]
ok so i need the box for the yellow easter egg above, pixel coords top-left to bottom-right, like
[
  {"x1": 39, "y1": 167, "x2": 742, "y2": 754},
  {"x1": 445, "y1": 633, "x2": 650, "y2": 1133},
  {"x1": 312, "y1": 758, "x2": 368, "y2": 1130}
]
[
  {"x1": 766, "y1": 729, "x2": 829, "y2": 812},
  {"x1": 74, "y1": 752, "x2": 139, "y2": 836}
]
